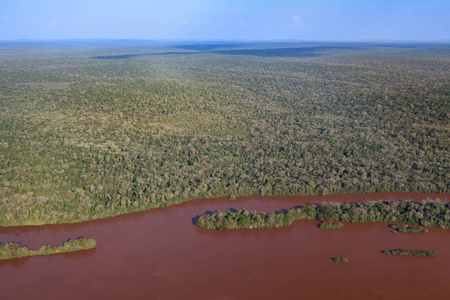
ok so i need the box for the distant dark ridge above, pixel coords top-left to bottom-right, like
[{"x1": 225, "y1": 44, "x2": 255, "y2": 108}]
[
  {"x1": 214, "y1": 46, "x2": 357, "y2": 58},
  {"x1": 91, "y1": 51, "x2": 195, "y2": 60},
  {"x1": 174, "y1": 44, "x2": 245, "y2": 51},
  {"x1": 92, "y1": 46, "x2": 358, "y2": 60}
]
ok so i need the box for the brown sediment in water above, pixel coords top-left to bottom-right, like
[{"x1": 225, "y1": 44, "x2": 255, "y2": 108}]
[{"x1": 1, "y1": 192, "x2": 449, "y2": 300}]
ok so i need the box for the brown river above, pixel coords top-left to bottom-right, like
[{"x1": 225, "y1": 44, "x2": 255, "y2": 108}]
[{"x1": 1, "y1": 192, "x2": 449, "y2": 300}]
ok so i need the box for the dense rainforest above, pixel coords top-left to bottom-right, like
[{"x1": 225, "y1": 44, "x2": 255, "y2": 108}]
[{"x1": 0, "y1": 41, "x2": 448, "y2": 226}]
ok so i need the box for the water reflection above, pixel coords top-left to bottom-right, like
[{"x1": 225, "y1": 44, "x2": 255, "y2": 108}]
[
  {"x1": 60, "y1": 248, "x2": 97, "y2": 260},
  {"x1": 0, "y1": 255, "x2": 30, "y2": 267}
]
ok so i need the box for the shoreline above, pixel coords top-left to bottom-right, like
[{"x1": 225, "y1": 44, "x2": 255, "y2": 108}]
[{"x1": 1, "y1": 191, "x2": 448, "y2": 229}]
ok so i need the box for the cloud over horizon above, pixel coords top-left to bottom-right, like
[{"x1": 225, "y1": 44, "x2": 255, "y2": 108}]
[{"x1": 292, "y1": 15, "x2": 305, "y2": 28}]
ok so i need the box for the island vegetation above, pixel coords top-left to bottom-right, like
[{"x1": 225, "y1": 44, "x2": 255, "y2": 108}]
[
  {"x1": 388, "y1": 224, "x2": 428, "y2": 233},
  {"x1": 0, "y1": 41, "x2": 448, "y2": 226},
  {"x1": 195, "y1": 199, "x2": 450, "y2": 230},
  {"x1": 332, "y1": 257, "x2": 349, "y2": 263},
  {"x1": 0, "y1": 237, "x2": 97, "y2": 260},
  {"x1": 319, "y1": 221, "x2": 344, "y2": 229},
  {"x1": 383, "y1": 249, "x2": 437, "y2": 257}
]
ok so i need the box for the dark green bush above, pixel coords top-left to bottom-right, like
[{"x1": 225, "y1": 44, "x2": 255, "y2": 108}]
[
  {"x1": 332, "y1": 257, "x2": 349, "y2": 263},
  {"x1": 383, "y1": 249, "x2": 437, "y2": 257},
  {"x1": 389, "y1": 224, "x2": 428, "y2": 233}
]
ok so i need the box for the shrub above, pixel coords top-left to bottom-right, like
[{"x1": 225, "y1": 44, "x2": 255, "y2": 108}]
[
  {"x1": 332, "y1": 257, "x2": 348, "y2": 263},
  {"x1": 389, "y1": 224, "x2": 428, "y2": 233}
]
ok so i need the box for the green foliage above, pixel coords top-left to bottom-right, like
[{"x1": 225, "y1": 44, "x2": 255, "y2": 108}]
[
  {"x1": 196, "y1": 199, "x2": 450, "y2": 230},
  {"x1": 0, "y1": 237, "x2": 96, "y2": 260},
  {"x1": 389, "y1": 224, "x2": 428, "y2": 233},
  {"x1": 0, "y1": 41, "x2": 449, "y2": 226},
  {"x1": 319, "y1": 221, "x2": 344, "y2": 229},
  {"x1": 195, "y1": 207, "x2": 308, "y2": 230},
  {"x1": 332, "y1": 257, "x2": 348, "y2": 263},
  {"x1": 383, "y1": 249, "x2": 437, "y2": 257}
]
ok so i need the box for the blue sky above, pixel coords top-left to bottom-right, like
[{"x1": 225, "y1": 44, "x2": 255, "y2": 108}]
[{"x1": 0, "y1": 0, "x2": 449, "y2": 40}]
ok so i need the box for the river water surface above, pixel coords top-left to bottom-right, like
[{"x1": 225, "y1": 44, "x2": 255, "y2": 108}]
[{"x1": 1, "y1": 192, "x2": 449, "y2": 300}]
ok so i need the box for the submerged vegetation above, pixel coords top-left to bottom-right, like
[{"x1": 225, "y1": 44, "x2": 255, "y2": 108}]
[
  {"x1": 383, "y1": 249, "x2": 437, "y2": 257},
  {"x1": 332, "y1": 257, "x2": 349, "y2": 263},
  {"x1": 389, "y1": 224, "x2": 428, "y2": 233},
  {"x1": 0, "y1": 237, "x2": 97, "y2": 260},
  {"x1": 319, "y1": 221, "x2": 344, "y2": 229},
  {"x1": 195, "y1": 199, "x2": 450, "y2": 230},
  {"x1": 0, "y1": 41, "x2": 449, "y2": 226}
]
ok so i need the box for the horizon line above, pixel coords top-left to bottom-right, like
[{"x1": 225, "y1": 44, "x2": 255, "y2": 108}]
[{"x1": 1, "y1": 38, "x2": 450, "y2": 44}]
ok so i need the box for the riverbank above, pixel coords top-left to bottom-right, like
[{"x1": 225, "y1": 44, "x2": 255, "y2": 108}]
[{"x1": 1, "y1": 192, "x2": 448, "y2": 228}]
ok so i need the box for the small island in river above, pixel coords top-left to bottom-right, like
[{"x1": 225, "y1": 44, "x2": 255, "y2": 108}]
[
  {"x1": 0, "y1": 237, "x2": 97, "y2": 260},
  {"x1": 332, "y1": 257, "x2": 349, "y2": 263},
  {"x1": 383, "y1": 249, "x2": 437, "y2": 257}
]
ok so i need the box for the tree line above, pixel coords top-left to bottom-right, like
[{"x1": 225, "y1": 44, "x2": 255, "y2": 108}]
[{"x1": 196, "y1": 199, "x2": 450, "y2": 230}]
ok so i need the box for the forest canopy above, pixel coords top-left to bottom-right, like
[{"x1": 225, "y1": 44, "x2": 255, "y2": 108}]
[
  {"x1": 195, "y1": 199, "x2": 450, "y2": 230},
  {"x1": 0, "y1": 41, "x2": 448, "y2": 226}
]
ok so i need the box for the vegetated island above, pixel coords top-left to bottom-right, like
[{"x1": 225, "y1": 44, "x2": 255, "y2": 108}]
[
  {"x1": 389, "y1": 224, "x2": 428, "y2": 233},
  {"x1": 332, "y1": 257, "x2": 349, "y2": 263},
  {"x1": 195, "y1": 199, "x2": 449, "y2": 230},
  {"x1": 383, "y1": 249, "x2": 437, "y2": 257},
  {"x1": 0, "y1": 237, "x2": 97, "y2": 260}
]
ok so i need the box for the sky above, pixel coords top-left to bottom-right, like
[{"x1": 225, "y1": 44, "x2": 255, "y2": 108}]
[{"x1": 0, "y1": 0, "x2": 449, "y2": 41}]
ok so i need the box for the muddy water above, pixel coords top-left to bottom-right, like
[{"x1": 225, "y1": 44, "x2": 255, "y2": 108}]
[{"x1": 1, "y1": 192, "x2": 450, "y2": 300}]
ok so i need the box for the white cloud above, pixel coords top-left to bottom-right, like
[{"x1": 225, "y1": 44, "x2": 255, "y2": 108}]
[{"x1": 292, "y1": 15, "x2": 305, "y2": 28}]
